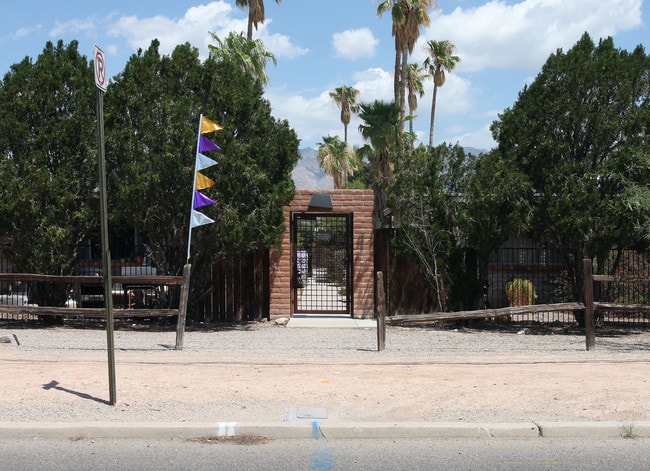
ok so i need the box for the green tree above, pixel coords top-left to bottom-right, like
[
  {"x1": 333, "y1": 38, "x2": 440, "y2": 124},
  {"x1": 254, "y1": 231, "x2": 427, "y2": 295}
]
[
  {"x1": 405, "y1": 63, "x2": 427, "y2": 135},
  {"x1": 0, "y1": 40, "x2": 97, "y2": 305},
  {"x1": 208, "y1": 31, "x2": 277, "y2": 86},
  {"x1": 377, "y1": 0, "x2": 434, "y2": 133},
  {"x1": 236, "y1": 0, "x2": 281, "y2": 40},
  {"x1": 389, "y1": 144, "x2": 461, "y2": 310},
  {"x1": 423, "y1": 39, "x2": 460, "y2": 147},
  {"x1": 491, "y1": 32, "x2": 650, "y2": 307},
  {"x1": 329, "y1": 85, "x2": 360, "y2": 144},
  {"x1": 456, "y1": 150, "x2": 532, "y2": 308},
  {"x1": 105, "y1": 40, "x2": 205, "y2": 275},
  {"x1": 317, "y1": 135, "x2": 358, "y2": 189},
  {"x1": 106, "y1": 40, "x2": 300, "y2": 279}
]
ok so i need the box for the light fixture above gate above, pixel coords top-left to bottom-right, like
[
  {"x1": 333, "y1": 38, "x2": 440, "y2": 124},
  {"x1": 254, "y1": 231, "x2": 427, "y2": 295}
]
[{"x1": 308, "y1": 193, "x2": 333, "y2": 210}]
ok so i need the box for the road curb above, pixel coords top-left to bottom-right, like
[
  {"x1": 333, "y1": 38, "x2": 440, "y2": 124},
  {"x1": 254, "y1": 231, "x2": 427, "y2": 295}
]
[{"x1": 2, "y1": 421, "x2": 649, "y2": 440}]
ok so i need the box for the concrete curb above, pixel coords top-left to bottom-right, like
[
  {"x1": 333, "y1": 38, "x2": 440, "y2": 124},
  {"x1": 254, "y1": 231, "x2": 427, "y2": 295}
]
[{"x1": 2, "y1": 421, "x2": 649, "y2": 440}]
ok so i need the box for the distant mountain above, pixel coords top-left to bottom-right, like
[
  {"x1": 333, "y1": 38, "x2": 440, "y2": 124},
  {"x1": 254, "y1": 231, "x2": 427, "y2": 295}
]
[
  {"x1": 463, "y1": 146, "x2": 486, "y2": 157},
  {"x1": 292, "y1": 147, "x2": 333, "y2": 190},
  {"x1": 292, "y1": 146, "x2": 487, "y2": 190}
]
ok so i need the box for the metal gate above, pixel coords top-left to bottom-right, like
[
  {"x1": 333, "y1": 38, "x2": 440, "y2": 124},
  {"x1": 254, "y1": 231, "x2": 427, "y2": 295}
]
[{"x1": 291, "y1": 213, "x2": 352, "y2": 314}]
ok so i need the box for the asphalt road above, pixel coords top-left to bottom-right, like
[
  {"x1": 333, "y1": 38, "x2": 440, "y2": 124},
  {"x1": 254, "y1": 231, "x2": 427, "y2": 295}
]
[{"x1": 1, "y1": 437, "x2": 649, "y2": 470}]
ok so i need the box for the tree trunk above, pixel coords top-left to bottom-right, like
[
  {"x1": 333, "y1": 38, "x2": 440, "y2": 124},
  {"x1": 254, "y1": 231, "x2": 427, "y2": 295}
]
[
  {"x1": 429, "y1": 83, "x2": 439, "y2": 147},
  {"x1": 399, "y1": 46, "x2": 408, "y2": 133}
]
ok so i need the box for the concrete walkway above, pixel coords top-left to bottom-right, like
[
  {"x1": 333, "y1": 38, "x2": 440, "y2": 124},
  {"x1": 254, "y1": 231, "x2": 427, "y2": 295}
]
[{"x1": 286, "y1": 314, "x2": 376, "y2": 329}]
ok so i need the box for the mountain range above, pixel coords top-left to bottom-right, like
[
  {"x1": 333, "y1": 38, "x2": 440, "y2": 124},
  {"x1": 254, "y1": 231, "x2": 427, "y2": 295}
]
[{"x1": 292, "y1": 146, "x2": 487, "y2": 190}]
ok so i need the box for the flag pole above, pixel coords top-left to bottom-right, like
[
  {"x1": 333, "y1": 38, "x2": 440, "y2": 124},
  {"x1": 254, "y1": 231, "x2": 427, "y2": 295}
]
[{"x1": 186, "y1": 113, "x2": 204, "y2": 263}]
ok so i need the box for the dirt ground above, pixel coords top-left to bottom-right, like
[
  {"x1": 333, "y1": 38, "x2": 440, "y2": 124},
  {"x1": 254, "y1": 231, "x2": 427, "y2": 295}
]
[{"x1": 2, "y1": 325, "x2": 649, "y2": 424}]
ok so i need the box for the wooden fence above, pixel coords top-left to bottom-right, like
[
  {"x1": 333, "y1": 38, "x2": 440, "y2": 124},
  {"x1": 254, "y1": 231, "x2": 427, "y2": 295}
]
[
  {"x1": 377, "y1": 258, "x2": 650, "y2": 351},
  {"x1": 0, "y1": 264, "x2": 191, "y2": 349}
]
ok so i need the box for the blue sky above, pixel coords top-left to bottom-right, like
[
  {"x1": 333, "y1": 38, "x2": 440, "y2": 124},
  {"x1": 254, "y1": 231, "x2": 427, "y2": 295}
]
[{"x1": 1, "y1": 0, "x2": 647, "y2": 151}]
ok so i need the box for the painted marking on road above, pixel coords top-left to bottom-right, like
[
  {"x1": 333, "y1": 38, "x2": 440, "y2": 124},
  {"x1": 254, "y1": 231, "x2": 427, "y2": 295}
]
[
  {"x1": 310, "y1": 421, "x2": 335, "y2": 471},
  {"x1": 216, "y1": 421, "x2": 236, "y2": 436}
]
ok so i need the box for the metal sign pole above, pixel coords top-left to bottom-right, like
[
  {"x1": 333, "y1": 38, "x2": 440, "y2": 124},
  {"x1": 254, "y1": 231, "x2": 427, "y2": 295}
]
[{"x1": 94, "y1": 45, "x2": 116, "y2": 405}]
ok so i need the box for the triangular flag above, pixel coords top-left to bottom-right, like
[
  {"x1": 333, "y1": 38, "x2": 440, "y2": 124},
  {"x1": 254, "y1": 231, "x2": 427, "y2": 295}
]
[
  {"x1": 193, "y1": 190, "x2": 216, "y2": 209},
  {"x1": 201, "y1": 116, "x2": 223, "y2": 134},
  {"x1": 199, "y1": 135, "x2": 220, "y2": 152},
  {"x1": 196, "y1": 152, "x2": 217, "y2": 170},
  {"x1": 190, "y1": 209, "x2": 215, "y2": 228},
  {"x1": 195, "y1": 171, "x2": 215, "y2": 190}
]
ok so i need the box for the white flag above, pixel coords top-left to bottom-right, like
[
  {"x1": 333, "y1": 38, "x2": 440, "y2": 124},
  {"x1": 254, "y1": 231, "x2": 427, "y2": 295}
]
[
  {"x1": 190, "y1": 209, "x2": 215, "y2": 228},
  {"x1": 196, "y1": 152, "x2": 217, "y2": 170}
]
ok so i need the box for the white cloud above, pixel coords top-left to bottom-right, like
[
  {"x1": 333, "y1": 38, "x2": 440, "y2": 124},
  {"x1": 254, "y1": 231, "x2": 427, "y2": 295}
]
[
  {"x1": 11, "y1": 25, "x2": 42, "y2": 40},
  {"x1": 265, "y1": 87, "x2": 337, "y2": 146},
  {"x1": 50, "y1": 18, "x2": 96, "y2": 37},
  {"x1": 449, "y1": 124, "x2": 497, "y2": 151},
  {"x1": 332, "y1": 28, "x2": 378, "y2": 60},
  {"x1": 107, "y1": 1, "x2": 238, "y2": 59},
  {"x1": 350, "y1": 67, "x2": 393, "y2": 102},
  {"x1": 424, "y1": 0, "x2": 643, "y2": 72},
  {"x1": 258, "y1": 22, "x2": 309, "y2": 59}
]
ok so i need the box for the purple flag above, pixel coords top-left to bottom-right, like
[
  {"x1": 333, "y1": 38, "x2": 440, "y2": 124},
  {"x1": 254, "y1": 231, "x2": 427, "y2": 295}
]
[
  {"x1": 199, "y1": 135, "x2": 220, "y2": 152},
  {"x1": 193, "y1": 190, "x2": 216, "y2": 209}
]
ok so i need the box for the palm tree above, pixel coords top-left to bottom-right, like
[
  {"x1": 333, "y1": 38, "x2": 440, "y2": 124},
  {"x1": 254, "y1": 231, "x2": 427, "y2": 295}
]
[
  {"x1": 329, "y1": 86, "x2": 360, "y2": 145},
  {"x1": 236, "y1": 0, "x2": 282, "y2": 40},
  {"x1": 317, "y1": 135, "x2": 358, "y2": 189},
  {"x1": 405, "y1": 63, "x2": 428, "y2": 134},
  {"x1": 358, "y1": 100, "x2": 401, "y2": 227},
  {"x1": 208, "y1": 31, "x2": 277, "y2": 86},
  {"x1": 423, "y1": 39, "x2": 460, "y2": 147},
  {"x1": 377, "y1": 0, "x2": 435, "y2": 133}
]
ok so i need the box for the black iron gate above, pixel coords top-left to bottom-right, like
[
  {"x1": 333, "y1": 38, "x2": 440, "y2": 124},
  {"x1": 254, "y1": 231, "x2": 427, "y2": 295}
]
[{"x1": 291, "y1": 213, "x2": 352, "y2": 314}]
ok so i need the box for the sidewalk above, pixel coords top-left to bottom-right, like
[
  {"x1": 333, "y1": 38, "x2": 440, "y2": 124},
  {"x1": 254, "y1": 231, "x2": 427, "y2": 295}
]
[{"x1": 1, "y1": 319, "x2": 649, "y2": 440}]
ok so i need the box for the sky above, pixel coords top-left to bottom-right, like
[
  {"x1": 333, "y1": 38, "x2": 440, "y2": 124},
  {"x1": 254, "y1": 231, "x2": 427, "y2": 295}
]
[{"x1": 1, "y1": 0, "x2": 648, "y2": 152}]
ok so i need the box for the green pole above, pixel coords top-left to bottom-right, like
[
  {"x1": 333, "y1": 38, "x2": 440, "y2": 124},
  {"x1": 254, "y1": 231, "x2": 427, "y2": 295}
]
[{"x1": 96, "y1": 86, "x2": 116, "y2": 405}]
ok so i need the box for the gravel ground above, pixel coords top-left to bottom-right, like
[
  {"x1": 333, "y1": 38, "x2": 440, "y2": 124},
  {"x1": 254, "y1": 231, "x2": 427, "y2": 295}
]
[
  {"x1": 1, "y1": 319, "x2": 649, "y2": 424},
  {"x1": 2, "y1": 318, "x2": 648, "y2": 356}
]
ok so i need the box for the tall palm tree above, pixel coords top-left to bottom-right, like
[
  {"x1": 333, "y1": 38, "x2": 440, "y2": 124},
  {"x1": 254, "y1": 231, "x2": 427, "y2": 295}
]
[
  {"x1": 377, "y1": 0, "x2": 435, "y2": 133},
  {"x1": 236, "y1": 0, "x2": 282, "y2": 40},
  {"x1": 208, "y1": 31, "x2": 277, "y2": 86},
  {"x1": 405, "y1": 63, "x2": 428, "y2": 134},
  {"x1": 423, "y1": 39, "x2": 460, "y2": 147},
  {"x1": 329, "y1": 86, "x2": 360, "y2": 145},
  {"x1": 317, "y1": 135, "x2": 358, "y2": 189},
  {"x1": 358, "y1": 100, "x2": 401, "y2": 227}
]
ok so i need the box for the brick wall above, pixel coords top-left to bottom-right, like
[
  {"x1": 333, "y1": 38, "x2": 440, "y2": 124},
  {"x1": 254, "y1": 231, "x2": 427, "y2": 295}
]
[{"x1": 269, "y1": 190, "x2": 375, "y2": 319}]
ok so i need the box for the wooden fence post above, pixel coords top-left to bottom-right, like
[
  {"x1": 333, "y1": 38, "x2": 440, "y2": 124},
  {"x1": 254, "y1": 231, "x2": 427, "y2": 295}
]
[
  {"x1": 583, "y1": 258, "x2": 596, "y2": 351},
  {"x1": 376, "y1": 271, "x2": 386, "y2": 351},
  {"x1": 175, "y1": 264, "x2": 191, "y2": 350}
]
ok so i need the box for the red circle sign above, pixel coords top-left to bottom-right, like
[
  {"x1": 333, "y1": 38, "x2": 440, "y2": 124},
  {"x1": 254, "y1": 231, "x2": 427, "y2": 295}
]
[{"x1": 94, "y1": 45, "x2": 107, "y2": 91}]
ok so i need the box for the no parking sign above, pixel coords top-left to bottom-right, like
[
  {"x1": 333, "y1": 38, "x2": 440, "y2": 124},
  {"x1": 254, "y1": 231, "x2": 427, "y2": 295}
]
[{"x1": 93, "y1": 45, "x2": 107, "y2": 92}]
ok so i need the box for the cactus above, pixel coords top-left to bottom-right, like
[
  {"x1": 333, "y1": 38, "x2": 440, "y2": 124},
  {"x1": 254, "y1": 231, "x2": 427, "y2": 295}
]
[{"x1": 506, "y1": 277, "x2": 537, "y2": 306}]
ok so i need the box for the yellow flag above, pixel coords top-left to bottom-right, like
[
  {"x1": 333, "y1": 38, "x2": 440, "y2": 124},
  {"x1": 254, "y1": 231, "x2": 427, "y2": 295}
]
[
  {"x1": 201, "y1": 116, "x2": 223, "y2": 134},
  {"x1": 195, "y1": 171, "x2": 215, "y2": 190}
]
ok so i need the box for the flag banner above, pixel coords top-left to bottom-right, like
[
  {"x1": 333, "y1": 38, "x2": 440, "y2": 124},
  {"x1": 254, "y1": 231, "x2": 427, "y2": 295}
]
[
  {"x1": 201, "y1": 116, "x2": 223, "y2": 134},
  {"x1": 196, "y1": 152, "x2": 217, "y2": 170},
  {"x1": 193, "y1": 190, "x2": 216, "y2": 209},
  {"x1": 199, "y1": 135, "x2": 220, "y2": 152},
  {"x1": 190, "y1": 209, "x2": 215, "y2": 228},
  {"x1": 195, "y1": 171, "x2": 215, "y2": 190}
]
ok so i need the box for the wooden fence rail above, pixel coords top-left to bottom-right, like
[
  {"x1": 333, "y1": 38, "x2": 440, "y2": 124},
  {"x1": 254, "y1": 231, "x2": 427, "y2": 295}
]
[
  {"x1": 376, "y1": 259, "x2": 649, "y2": 352},
  {"x1": 0, "y1": 265, "x2": 192, "y2": 350}
]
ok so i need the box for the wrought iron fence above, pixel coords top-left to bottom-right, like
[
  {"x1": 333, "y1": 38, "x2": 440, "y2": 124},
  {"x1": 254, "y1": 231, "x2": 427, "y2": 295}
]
[{"x1": 487, "y1": 246, "x2": 649, "y2": 327}]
